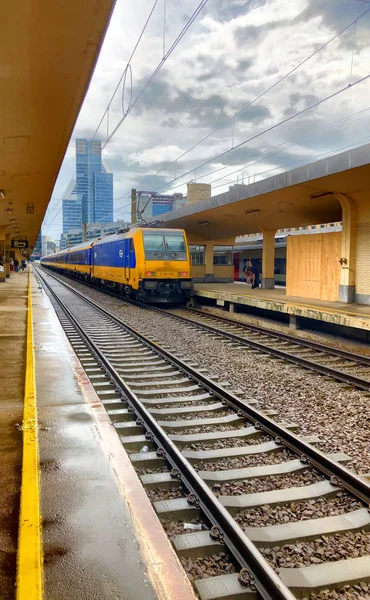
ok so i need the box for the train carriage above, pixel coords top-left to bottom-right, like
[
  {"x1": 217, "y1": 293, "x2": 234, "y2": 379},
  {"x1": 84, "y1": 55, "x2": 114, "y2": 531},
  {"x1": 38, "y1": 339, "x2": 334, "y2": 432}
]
[
  {"x1": 41, "y1": 225, "x2": 193, "y2": 304},
  {"x1": 65, "y1": 240, "x2": 93, "y2": 277}
]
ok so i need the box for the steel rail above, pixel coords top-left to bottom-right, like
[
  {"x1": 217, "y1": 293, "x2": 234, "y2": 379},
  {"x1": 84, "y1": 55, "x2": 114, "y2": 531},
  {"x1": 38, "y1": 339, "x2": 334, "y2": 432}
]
[
  {"x1": 150, "y1": 308, "x2": 370, "y2": 391},
  {"x1": 34, "y1": 266, "x2": 295, "y2": 600},
  {"x1": 39, "y1": 266, "x2": 370, "y2": 388},
  {"x1": 184, "y1": 307, "x2": 370, "y2": 366},
  {"x1": 35, "y1": 266, "x2": 370, "y2": 506}
]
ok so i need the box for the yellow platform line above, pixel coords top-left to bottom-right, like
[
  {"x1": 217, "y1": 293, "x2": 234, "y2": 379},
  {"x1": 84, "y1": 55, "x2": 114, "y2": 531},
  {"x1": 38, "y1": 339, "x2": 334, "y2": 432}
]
[{"x1": 16, "y1": 271, "x2": 43, "y2": 599}]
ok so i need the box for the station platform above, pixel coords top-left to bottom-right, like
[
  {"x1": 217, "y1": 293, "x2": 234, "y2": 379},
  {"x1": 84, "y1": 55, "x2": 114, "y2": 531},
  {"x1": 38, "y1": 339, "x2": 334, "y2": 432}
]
[
  {"x1": 0, "y1": 270, "x2": 196, "y2": 600},
  {"x1": 193, "y1": 283, "x2": 370, "y2": 337}
]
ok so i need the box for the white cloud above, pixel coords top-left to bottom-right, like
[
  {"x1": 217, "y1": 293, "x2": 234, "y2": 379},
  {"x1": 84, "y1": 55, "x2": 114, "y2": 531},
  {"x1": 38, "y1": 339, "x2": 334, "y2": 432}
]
[{"x1": 43, "y1": 0, "x2": 370, "y2": 239}]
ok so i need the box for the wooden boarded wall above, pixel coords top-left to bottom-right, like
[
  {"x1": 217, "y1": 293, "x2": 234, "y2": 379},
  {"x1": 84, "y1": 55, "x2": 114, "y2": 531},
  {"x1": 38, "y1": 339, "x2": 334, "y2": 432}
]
[{"x1": 286, "y1": 232, "x2": 341, "y2": 302}]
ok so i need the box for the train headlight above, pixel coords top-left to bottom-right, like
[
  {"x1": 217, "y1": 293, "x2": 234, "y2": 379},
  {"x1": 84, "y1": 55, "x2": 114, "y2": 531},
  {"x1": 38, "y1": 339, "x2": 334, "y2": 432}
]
[
  {"x1": 178, "y1": 272, "x2": 188, "y2": 277},
  {"x1": 145, "y1": 271, "x2": 156, "y2": 277}
]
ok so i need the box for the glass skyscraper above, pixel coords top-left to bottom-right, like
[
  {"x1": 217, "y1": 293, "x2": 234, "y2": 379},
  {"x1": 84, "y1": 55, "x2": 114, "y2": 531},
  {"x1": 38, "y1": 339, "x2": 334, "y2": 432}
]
[
  {"x1": 62, "y1": 179, "x2": 82, "y2": 233},
  {"x1": 75, "y1": 139, "x2": 113, "y2": 224}
]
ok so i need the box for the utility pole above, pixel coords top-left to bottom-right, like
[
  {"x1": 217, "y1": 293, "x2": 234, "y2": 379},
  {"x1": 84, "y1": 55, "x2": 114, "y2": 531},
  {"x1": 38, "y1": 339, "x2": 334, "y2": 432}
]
[
  {"x1": 67, "y1": 235, "x2": 70, "y2": 249},
  {"x1": 131, "y1": 189, "x2": 137, "y2": 225},
  {"x1": 83, "y1": 223, "x2": 87, "y2": 242}
]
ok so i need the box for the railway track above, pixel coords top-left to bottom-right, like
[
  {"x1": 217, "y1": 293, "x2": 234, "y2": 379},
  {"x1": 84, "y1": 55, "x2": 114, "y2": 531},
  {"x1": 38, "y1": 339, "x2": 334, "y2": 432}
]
[
  {"x1": 35, "y1": 266, "x2": 370, "y2": 600},
  {"x1": 41, "y1": 266, "x2": 370, "y2": 392},
  {"x1": 157, "y1": 307, "x2": 370, "y2": 393}
]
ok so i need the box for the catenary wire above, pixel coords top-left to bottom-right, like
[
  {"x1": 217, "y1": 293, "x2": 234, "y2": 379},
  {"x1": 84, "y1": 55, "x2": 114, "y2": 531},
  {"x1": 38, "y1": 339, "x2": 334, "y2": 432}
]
[
  {"x1": 102, "y1": 0, "x2": 209, "y2": 148},
  {"x1": 210, "y1": 134, "x2": 370, "y2": 192},
  {"x1": 92, "y1": 0, "x2": 161, "y2": 140},
  {"x1": 121, "y1": 5, "x2": 370, "y2": 197},
  {"x1": 150, "y1": 71, "x2": 370, "y2": 195},
  {"x1": 156, "y1": 105, "x2": 370, "y2": 195}
]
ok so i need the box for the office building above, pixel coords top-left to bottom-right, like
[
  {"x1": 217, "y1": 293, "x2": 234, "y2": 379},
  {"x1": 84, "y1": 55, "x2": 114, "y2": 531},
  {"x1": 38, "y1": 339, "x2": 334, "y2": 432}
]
[
  {"x1": 41, "y1": 236, "x2": 56, "y2": 256},
  {"x1": 62, "y1": 179, "x2": 82, "y2": 233},
  {"x1": 76, "y1": 139, "x2": 113, "y2": 225},
  {"x1": 60, "y1": 220, "x2": 130, "y2": 249},
  {"x1": 138, "y1": 192, "x2": 187, "y2": 222}
]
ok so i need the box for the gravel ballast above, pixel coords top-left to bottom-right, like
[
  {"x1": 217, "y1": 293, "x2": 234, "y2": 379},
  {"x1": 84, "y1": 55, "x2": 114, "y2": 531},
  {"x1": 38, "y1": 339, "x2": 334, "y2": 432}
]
[
  {"x1": 211, "y1": 469, "x2": 324, "y2": 495},
  {"x1": 195, "y1": 449, "x2": 295, "y2": 471},
  {"x1": 234, "y1": 492, "x2": 364, "y2": 528},
  {"x1": 49, "y1": 276, "x2": 370, "y2": 473},
  {"x1": 41, "y1": 272, "x2": 370, "y2": 600},
  {"x1": 260, "y1": 530, "x2": 370, "y2": 569},
  {"x1": 179, "y1": 552, "x2": 237, "y2": 581}
]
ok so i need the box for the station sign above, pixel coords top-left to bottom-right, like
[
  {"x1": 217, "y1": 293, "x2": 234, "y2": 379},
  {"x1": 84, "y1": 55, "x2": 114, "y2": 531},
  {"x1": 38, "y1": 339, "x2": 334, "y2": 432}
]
[{"x1": 11, "y1": 239, "x2": 29, "y2": 249}]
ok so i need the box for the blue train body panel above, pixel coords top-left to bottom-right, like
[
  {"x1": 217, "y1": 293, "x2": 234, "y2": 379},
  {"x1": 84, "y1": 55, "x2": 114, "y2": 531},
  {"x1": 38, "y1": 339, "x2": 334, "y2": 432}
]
[{"x1": 92, "y1": 238, "x2": 136, "y2": 269}]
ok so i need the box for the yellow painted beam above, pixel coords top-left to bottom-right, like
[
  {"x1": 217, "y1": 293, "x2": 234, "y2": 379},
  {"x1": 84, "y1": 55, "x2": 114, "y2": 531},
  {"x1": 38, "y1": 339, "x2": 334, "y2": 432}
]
[{"x1": 16, "y1": 270, "x2": 43, "y2": 599}]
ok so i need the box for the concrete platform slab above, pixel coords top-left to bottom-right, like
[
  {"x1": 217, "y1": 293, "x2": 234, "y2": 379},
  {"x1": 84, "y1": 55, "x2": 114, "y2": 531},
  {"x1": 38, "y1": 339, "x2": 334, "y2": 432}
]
[
  {"x1": 0, "y1": 270, "x2": 28, "y2": 598},
  {"x1": 194, "y1": 283, "x2": 370, "y2": 333}
]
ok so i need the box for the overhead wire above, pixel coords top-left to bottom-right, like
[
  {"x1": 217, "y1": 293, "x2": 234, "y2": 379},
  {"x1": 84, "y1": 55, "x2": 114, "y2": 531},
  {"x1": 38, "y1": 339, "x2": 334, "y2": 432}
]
[
  {"x1": 92, "y1": 0, "x2": 161, "y2": 140},
  {"x1": 210, "y1": 134, "x2": 370, "y2": 192},
  {"x1": 102, "y1": 0, "x2": 209, "y2": 148},
  {"x1": 44, "y1": 1, "x2": 370, "y2": 237},
  {"x1": 157, "y1": 105, "x2": 370, "y2": 194},
  {"x1": 44, "y1": 0, "x2": 208, "y2": 237},
  {"x1": 122, "y1": 5, "x2": 370, "y2": 197},
  {"x1": 149, "y1": 71, "x2": 370, "y2": 195}
]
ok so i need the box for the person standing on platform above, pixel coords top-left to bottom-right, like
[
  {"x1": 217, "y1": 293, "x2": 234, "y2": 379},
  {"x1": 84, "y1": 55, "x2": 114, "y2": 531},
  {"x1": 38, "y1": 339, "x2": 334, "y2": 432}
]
[
  {"x1": 21, "y1": 258, "x2": 26, "y2": 271},
  {"x1": 14, "y1": 259, "x2": 19, "y2": 272},
  {"x1": 251, "y1": 261, "x2": 260, "y2": 289},
  {"x1": 244, "y1": 258, "x2": 252, "y2": 284}
]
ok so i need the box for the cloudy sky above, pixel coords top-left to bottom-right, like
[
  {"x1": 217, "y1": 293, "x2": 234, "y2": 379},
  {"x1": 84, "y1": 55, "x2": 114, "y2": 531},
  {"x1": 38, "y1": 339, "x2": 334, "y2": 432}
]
[{"x1": 43, "y1": 0, "x2": 370, "y2": 239}]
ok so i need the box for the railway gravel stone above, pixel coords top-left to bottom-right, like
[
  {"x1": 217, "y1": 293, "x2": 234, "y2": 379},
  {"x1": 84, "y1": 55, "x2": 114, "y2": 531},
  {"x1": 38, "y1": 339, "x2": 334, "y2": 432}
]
[
  {"x1": 51, "y1": 277, "x2": 370, "y2": 473},
  {"x1": 158, "y1": 409, "x2": 233, "y2": 422},
  {"x1": 195, "y1": 449, "x2": 295, "y2": 472},
  {"x1": 179, "y1": 552, "x2": 237, "y2": 581},
  {"x1": 146, "y1": 485, "x2": 186, "y2": 502},
  {"x1": 260, "y1": 530, "x2": 370, "y2": 569},
  {"x1": 160, "y1": 518, "x2": 207, "y2": 538},
  {"x1": 43, "y1": 273, "x2": 370, "y2": 600},
  {"x1": 182, "y1": 434, "x2": 270, "y2": 451},
  {"x1": 309, "y1": 582, "x2": 370, "y2": 599},
  {"x1": 234, "y1": 493, "x2": 364, "y2": 528},
  {"x1": 211, "y1": 469, "x2": 324, "y2": 496},
  {"x1": 167, "y1": 423, "x2": 245, "y2": 435}
]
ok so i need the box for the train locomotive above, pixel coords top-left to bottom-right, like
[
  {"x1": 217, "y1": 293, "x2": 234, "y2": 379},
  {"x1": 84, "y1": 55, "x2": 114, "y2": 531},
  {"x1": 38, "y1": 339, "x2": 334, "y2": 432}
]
[{"x1": 41, "y1": 226, "x2": 193, "y2": 304}]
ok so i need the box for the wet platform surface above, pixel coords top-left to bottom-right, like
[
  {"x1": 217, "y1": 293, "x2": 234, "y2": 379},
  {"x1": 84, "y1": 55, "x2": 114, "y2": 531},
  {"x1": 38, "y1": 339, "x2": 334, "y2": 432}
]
[
  {"x1": 34, "y1": 281, "x2": 158, "y2": 599},
  {"x1": 0, "y1": 269, "x2": 197, "y2": 600},
  {"x1": 194, "y1": 283, "x2": 370, "y2": 332},
  {"x1": 32, "y1": 272, "x2": 195, "y2": 600},
  {"x1": 0, "y1": 271, "x2": 28, "y2": 597}
]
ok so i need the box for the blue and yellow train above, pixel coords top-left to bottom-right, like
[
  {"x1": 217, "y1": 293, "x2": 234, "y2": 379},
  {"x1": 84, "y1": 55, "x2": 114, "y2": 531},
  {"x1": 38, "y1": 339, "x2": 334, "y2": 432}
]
[{"x1": 41, "y1": 226, "x2": 193, "y2": 304}]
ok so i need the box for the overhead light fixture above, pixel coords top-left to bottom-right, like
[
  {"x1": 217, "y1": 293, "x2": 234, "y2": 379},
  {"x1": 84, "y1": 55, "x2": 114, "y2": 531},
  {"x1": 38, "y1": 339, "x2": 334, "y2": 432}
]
[
  {"x1": 198, "y1": 220, "x2": 209, "y2": 226},
  {"x1": 7, "y1": 208, "x2": 12, "y2": 214},
  {"x1": 310, "y1": 191, "x2": 333, "y2": 200},
  {"x1": 245, "y1": 209, "x2": 260, "y2": 215},
  {"x1": 0, "y1": 190, "x2": 5, "y2": 199},
  {"x1": 11, "y1": 219, "x2": 15, "y2": 224}
]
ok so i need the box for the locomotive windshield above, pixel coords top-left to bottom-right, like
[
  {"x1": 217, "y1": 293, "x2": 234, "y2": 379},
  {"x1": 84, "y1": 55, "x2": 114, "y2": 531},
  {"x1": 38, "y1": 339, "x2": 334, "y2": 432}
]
[{"x1": 143, "y1": 231, "x2": 186, "y2": 259}]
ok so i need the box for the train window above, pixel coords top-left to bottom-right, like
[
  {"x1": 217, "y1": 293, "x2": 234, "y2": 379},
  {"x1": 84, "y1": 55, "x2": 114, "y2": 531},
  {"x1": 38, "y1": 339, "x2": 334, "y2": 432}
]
[
  {"x1": 213, "y1": 246, "x2": 233, "y2": 265},
  {"x1": 189, "y1": 245, "x2": 205, "y2": 265},
  {"x1": 274, "y1": 258, "x2": 286, "y2": 275},
  {"x1": 143, "y1": 231, "x2": 186, "y2": 260},
  {"x1": 164, "y1": 233, "x2": 185, "y2": 252},
  {"x1": 143, "y1": 233, "x2": 165, "y2": 252}
]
